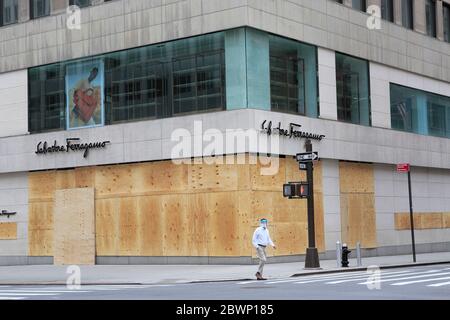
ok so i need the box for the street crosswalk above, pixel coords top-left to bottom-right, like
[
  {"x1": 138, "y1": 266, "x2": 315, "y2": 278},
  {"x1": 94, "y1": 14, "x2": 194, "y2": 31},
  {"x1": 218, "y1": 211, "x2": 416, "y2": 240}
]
[
  {"x1": 0, "y1": 284, "x2": 174, "y2": 300},
  {"x1": 237, "y1": 266, "x2": 450, "y2": 289}
]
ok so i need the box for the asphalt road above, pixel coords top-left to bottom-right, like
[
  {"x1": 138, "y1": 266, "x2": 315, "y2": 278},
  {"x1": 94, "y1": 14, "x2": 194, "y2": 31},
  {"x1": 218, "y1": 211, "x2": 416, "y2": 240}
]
[{"x1": 0, "y1": 264, "x2": 449, "y2": 300}]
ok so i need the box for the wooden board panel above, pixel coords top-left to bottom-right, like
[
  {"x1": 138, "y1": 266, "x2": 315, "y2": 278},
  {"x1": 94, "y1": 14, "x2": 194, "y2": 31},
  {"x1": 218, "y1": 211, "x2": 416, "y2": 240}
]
[
  {"x1": 206, "y1": 192, "x2": 240, "y2": 256},
  {"x1": 133, "y1": 161, "x2": 188, "y2": 194},
  {"x1": 340, "y1": 193, "x2": 377, "y2": 248},
  {"x1": 339, "y1": 162, "x2": 374, "y2": 193},
  {"x1": 189, "y1": 161, "x2": 238, "y2": 192},
  {"x1": 53, "y1": 188, "x2": 95, "y2": 265},
  {"x1": 395, "y1": 212, "x2": 447, "y2": 230},
  {"x1": 186, "y1": 193, "x2": 209, "y2": 256},
  {"x1": 0, "y1": 222, "x2": 17, "y2": 239},
  {"x1": 137, "y1": 196, "x2": 164, "y2": 256},
  {"x1": 271, "y1": 222, "x2": 308, "y2": 256},
  {"x1": 250, "y1": 156, "x2": 286, "y2": 191},
  {"x1": 55, "y1": 170, "x2": 76, "y2": 190},
  {"x1": 443, "y1": 213, "x2": 450, "y2": 228},
  {"x1": 161, "y1": 194, "x2": 189, "y2": 256},
  {"x1": 29, "y1": 171, "x2": 56, "y2": 202},
  {"x1": 95, "y1": 164, "x2": 134, "y2": 198},
  {"x1": 118, "y1": 197, "x2": 139, "y2": 256},
  {"x1": 95, "y1": 198, "x2": 120, "y2": 256},
  {"x1": 28, "y1": 202, "x2": 53, "y2": 256},
  {"x1": 314, "y1": 192, "x2": 325, "y2": 252},
  {"x1": 75, "y1": 167, "x2": 95, "y2": 189}
]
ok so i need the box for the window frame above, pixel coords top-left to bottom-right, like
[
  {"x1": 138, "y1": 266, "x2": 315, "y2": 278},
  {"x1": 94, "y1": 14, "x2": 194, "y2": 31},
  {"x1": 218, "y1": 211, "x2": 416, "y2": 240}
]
[
  {"x1": 30, "y1": 0, "x2": 51, "y2": 20},
  {"x1": 0, "y1": 0, "x2": 18, "y2": 26},
  {"x1": 401, "y1": 0, "x2": 414, "y2": 30},
  {"x1": 425, "y1": 0, "x2": 437, "y2": 38}
]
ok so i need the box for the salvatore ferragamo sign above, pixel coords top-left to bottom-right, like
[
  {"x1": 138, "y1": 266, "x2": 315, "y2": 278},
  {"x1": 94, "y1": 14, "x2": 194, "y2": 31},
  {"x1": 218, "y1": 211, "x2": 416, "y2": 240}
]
[
  {"x1": 35, "y1": 138, "x2": 111, "y2": 158},
  {"x1": 261, "y1": 120, "x2": 325, "y2": 141}
]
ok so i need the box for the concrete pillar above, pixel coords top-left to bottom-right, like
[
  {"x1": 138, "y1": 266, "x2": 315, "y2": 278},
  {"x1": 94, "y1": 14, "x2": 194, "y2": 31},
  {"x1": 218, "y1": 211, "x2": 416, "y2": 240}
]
[
  {"x1": 343, "y1": 0, "x2": 353, "y2": 8},
  {"x1": 18, "y1": 0, "x2": 30, "y2": 23},
  {"x1": 52, "y1": 0, "x2": 69, "y2": 14},
  {"x1": 413, "y1": 0, "x2": 427, "y2": 34},
  {"x1": 436, "y1": 0, "x2": 445, "y2": 40},
  {"x1": 393, "y1": 0, "x2": 403, "y2": 25}
]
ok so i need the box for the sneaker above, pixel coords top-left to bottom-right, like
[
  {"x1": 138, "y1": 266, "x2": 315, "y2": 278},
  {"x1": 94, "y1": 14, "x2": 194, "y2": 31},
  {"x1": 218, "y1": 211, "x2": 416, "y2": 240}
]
[{"x1": 255, "y1": 272, "x2": 262, "y2": 280}]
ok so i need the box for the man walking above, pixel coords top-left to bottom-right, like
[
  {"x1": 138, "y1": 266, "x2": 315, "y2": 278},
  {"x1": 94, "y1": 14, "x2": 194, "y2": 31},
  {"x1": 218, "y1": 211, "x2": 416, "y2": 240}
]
[{"x1": 252, "y1": 218, "x2": 276, "y2": 280}]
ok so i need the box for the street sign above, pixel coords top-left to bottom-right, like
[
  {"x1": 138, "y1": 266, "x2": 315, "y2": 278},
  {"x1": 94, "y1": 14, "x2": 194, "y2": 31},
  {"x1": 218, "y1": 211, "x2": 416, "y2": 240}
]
[
  {"x1": 296, "y1": 152, "x2": 318, "y2": 162},
  {"x1": 299, "y1": 163, "x2": 307, "y2": 170},
  {"x1": 397, "y1": 163, "x2": 410, "y2": 172}
]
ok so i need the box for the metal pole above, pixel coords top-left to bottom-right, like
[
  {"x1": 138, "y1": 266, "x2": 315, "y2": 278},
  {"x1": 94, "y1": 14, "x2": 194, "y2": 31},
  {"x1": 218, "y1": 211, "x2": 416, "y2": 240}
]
[
  {"x1": 304, "y1": 139, "x2": 320, "y2": 269},
  {"x1": 408, "y1": 170, "x2": 417, "y2": 263},
  {"x1": 356, "y1": 242, "x2": 362, "y2": 267},
  {"x1": 336, "y1": 241, "x2": 341, "y2": 268}
]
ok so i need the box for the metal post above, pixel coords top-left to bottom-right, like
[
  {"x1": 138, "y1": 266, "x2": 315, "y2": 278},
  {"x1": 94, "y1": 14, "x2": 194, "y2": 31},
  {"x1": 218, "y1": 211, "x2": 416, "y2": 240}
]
[
  {"x1": 356, "y1": 242, "x2": 362, "y2": 267},
  {"x1": 336, "y1": 241, "x2": 341, "y2": 268},
  {"x1": 408, "y1": 170, "x2": 417, "y2": 263},
  {"x1": 304, "y1": 139, "x2": 320, "y2": 269}
]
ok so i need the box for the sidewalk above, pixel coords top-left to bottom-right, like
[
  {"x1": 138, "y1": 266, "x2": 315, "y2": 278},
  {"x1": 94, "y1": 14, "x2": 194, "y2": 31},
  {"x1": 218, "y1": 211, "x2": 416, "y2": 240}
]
[{"x1": 0, "y1": 252, "x2": 449, "y2": 285}]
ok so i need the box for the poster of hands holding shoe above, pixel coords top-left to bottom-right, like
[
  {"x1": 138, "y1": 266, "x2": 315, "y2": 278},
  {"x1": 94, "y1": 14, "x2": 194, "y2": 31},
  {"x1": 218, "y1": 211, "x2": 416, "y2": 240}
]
[{"x1": 66, "y1": 59, "x2": 104, "y2": 130}]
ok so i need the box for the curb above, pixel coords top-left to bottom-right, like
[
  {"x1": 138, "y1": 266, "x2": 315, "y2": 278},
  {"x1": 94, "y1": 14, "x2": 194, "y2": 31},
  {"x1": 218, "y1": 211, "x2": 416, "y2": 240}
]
[
  {"x1": 290, "y1": 260, "x2": 450, "y2": 277},
  {"x1": 0, "y1": 260, "x2": 448, "y2": 286}
]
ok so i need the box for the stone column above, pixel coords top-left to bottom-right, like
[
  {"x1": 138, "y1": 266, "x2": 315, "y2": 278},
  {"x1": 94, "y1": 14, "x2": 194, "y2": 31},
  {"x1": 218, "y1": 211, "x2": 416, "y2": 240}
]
[
  {"x1": 18, "y1": 0, "x2": 30, "y2": 23},
  {"x1": 413, "y1": 0, "x2": 427, "y2": 34},
  {"x1": 343, "y1": 0, "x2": 353, "y2": 8},
  {"x1": 393, "y1": 0, "x2": 403, "y2": 25},
  {"x1": 52, "y1": 0, "x2": 69, "y2": 14},
  {"x1": 436, "y1": 0, "x2": 445, "y2": 40}
]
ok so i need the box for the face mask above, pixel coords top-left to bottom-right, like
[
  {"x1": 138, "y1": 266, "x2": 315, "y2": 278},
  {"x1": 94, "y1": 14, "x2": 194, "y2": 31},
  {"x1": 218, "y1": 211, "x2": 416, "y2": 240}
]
[{"x1": 260, "y1": 220, "x2": 268, "y2": 228}]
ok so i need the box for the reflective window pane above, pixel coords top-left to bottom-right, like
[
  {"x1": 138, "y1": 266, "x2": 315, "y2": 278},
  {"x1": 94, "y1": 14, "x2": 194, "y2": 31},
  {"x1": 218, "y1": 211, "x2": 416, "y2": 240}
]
[{"x1": 336, "y1": 53, "x2": 371, "y2": 126}]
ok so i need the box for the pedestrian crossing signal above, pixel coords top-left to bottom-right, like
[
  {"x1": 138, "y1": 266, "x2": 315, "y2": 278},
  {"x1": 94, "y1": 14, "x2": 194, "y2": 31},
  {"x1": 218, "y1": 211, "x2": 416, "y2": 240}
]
[{"x1": 283, "y1": 182, "x2": 309, "y2": 199}]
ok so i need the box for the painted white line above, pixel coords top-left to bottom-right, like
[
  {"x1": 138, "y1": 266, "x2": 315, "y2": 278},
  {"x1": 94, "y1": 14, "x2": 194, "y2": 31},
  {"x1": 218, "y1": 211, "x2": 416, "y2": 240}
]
[
  {"x1": 0, "y1": 290, "x2": 90, "y2": 293},
  {"x1": 323, "y1": 270, "x2": 417, "y2": 284},
  {"x1": 0, "y1": 293, "x2": 59, "y2": 296},
  {"x1": 358, "y1": 271, "x2": 450, "y2": 285},
  {"x1": 391, "y1": 276, "x2": 450, "y2": 286},
  {"x1": 0, "y1": 297, "x2": 26, "y2": 300},
  {"x1": 267, "y1": 272, "x2": 371, "y2": 284},
  {"x1": 427, "y1": 281, "x2": 450, "y2": 287},
  {"x1": 297, "y1": 270, "x2": 414, "y2": 284}
]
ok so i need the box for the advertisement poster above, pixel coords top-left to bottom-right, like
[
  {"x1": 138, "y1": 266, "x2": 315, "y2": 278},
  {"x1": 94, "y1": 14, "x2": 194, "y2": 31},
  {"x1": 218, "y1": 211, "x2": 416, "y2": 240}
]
[{"x1": 66, "y1": 59, "x2": 104, "y2": 130}]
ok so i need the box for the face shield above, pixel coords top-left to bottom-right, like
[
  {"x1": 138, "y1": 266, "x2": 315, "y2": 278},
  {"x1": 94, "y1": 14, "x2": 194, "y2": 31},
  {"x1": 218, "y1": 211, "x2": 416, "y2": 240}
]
[{"x1": 260, "y1": 219, "x2": 268, "y2": 228}]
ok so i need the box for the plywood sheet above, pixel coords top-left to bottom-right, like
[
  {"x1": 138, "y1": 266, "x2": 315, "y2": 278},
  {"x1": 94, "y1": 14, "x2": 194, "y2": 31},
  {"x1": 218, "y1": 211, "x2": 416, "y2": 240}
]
[
  {"x1": 95, "y1": 198, "x2": 120, "y2": 256},
  {"x1": 186, "y1": 193, "x2": 209, "y2": 256},
  {"x1": 340, "y1": 193, "x2": 377, "y2": 248},
  {"x1": 53, "y1": 188, "x2": 95, "y2": 265},
  {"x1": 339, "y1": 162, "x2": 374, "y2": 193},
  {"x1": 137, "y1": 196, "x2": 164, "y2": 256},
  {"x1": 29, "y1": 171, "x2": 56, "y2": 202},
  {"x1": 189, "y1": 161, "x2": 238, "y2": 192},
  {"x1": 28, "y1": 202, "x2": 53, "y2": 256},
  {"x1": 0, "y1": 222, "x2": 17, "y2": 239},
  {"x1": 206, "y1": 192, "x2": 240, "y2": 256},
  {"x1": 161, "y1": 194, "x2": 189, "y2": 256},
  {"x1": 250, "y1": 156, "x2": 286, "y2": 191},
  {"x1": 395, "y1": 212, "x2": 447, "y2": 230},
  {"x1": 133, "y1": 161, "x2": 188, "y2": 194},
  {"x1": 271, "y1": 222, "x2": 308, "y2": 256},
  {"x1": 95, "y1": 165, "x2": 134, "y2": 198},
  {"x1": 118, "y1": 197, "x2": 139, "y2": 256}
]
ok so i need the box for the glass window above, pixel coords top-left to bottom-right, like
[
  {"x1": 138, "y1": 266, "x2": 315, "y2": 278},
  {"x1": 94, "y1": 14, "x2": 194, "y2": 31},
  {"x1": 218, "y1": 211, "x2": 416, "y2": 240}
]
[
  {"x1": 401, "y1": 0, "x2": 414, "y2": 29},
  {"x1": 1, "y1": 0, "x2": 18, "y2": 26},
  {"x1": 268, "y1": 35, "x2": 317, "y2": 116},
  {"x1": 381, "y1": 0, "x2": 394, "y2": 22},
  {"x1": 69, "y1": 0, "x2": 90, "y2": 8},
  {"x1": 426, "y1": 0, "x2": 437, "y2": 37},
  {"x1": 443, "y1": 3, "x2": 450, "y2": 43},
  {"x1": 28, "y1": 32, "x2": 226, "y2": 133},
  {"x1": 335, "y1": 53, "x2": 371, "y2": 126},
  {"x1": 352, "y1": 0, "x2": 367, "y2": 12},
  {"x1": 29, "y1": 64, "x2": 66, "y2": 133},
  {"x1": 30, "y1": 0, "x2": 50, "y2": 19},
  {"x1": 390, "y1": 83, "x2": 450, "y2": 138}
]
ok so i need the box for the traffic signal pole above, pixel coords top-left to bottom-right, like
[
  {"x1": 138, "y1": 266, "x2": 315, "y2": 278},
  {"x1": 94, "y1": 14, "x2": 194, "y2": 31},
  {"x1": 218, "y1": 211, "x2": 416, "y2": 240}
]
[
  {"x1": 304, "y1": 139, "x2": 320, "y2": 269},
  {"x1": 408, "y1": 170, "x2": 417, "y2": 263}
]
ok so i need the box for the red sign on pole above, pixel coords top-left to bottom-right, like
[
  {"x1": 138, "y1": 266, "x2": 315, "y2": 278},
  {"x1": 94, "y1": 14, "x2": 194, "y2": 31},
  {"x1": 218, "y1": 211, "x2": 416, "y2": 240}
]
[{"x1": 397, "y1": 163, "x2": 410, "y2": 172}]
